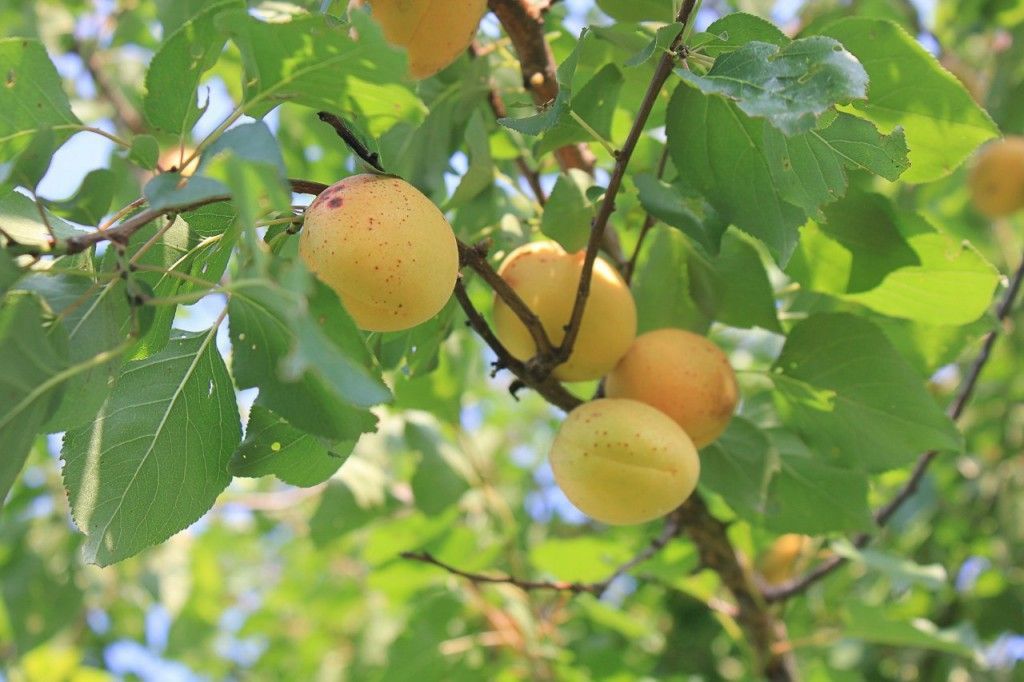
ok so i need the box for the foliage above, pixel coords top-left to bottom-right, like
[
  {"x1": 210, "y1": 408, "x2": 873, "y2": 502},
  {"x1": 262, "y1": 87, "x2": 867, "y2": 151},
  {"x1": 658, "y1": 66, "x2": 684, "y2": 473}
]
[{"x1": 1, "y1": 0, "x2": 1023, "y2": 679}]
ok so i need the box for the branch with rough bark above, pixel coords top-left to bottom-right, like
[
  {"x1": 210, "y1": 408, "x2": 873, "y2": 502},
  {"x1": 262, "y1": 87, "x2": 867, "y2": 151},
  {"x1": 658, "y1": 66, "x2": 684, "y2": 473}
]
[{"x1": 487, "y1": 0, "x2": 594, "y2": 174}]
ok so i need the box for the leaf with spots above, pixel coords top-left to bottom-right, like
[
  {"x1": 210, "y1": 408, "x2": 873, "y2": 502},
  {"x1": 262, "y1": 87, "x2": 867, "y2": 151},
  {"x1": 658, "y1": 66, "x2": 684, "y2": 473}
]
[{"x1": 230, "y1": 404, "x2": 352, "y2": 487}]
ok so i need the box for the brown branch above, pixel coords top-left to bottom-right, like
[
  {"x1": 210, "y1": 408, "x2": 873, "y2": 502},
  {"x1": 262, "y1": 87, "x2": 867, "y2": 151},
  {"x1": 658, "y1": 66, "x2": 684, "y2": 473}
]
[
  {"x1": 678, "y1": 494, "x2": 797, "y2": 680},
  {"x1": 316, "y1": 112, "x2": 386, "y2": 173},
  {"x1": 552, "y1": 0, "x2": 696, "y2": 370},
  {"x1": 70, "y1": 39, "x2": 146, "y2": 135},
  {"x1": 764, "y1": 250, "x2": 1024, "y2": 603},
  {"x1": 487, "y1": 0, "x2": 594, "y2": 175},
  {"x1": 401, "y1": 506, "x2": 688, "y2": 596}
]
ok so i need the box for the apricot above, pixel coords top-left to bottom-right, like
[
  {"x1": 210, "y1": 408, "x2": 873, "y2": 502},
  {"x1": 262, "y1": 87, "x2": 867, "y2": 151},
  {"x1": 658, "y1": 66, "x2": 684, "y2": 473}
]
[
  {"x1": 549, "y1": 399, "x2": 700, "y2": 525},
  {"x1": 968, "y1": 136, "x2": 1024, "y2": 218},
  {"x1": 492, "y1": 241, "x2": 637, "y2": 382},
  {"x1": 298, "y1": 174, "x2": 458, "y2": 332},
  {"x1": 365, "y1": 0, "x2": 487, "y2": 79},
  {"x1": 757, "y1": 534, "x2": 813, "y2": 586},
  {"x1": 605, "y1": 328, "x2": 738, "y2": 448}
]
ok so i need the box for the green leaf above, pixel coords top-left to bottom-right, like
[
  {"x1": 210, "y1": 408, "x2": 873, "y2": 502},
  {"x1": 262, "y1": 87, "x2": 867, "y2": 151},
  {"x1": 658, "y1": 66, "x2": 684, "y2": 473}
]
[
  {"x1": 530, "y1": 536, "x2": 633, "y2": 583},
  {"x1": 1, "y1": 127, "x2": 55, "y2": 191},
  {"x1": 0, "y1": 38, "x2": 79, "y2": 161},
  {"x1": 633, "y1": 172, "x2": 721, "y2": 253},
  {"x1": 444, "y1": 110, "x2": 493, "y2": 210},
  {"x1": 0, "y1": 249, "x2": 22, "y2": 294},
  {"x1": 0, "y1": 291, "x2": 69, "y2": 506},
  {"x1": 700, "y1": 417, "x2": 772, "y2": 520},
  {"x1": 536, "y1": 63, "x2": 625, "y2": 157},
  {"x1": 0, "y1": 191, "x2": 83, "y2": 248},
  {"x1": 309, "y1": 481, "x2": 388, "y2": 547},
  {"x1": 666, "y1": 85, "x2": 805, "y2": 262},
  {"x1": 843, "y1": 603, "x2": 980, "y2": 658},
  {"x1": 540, "y1": 169, "x2": 593, "y2": 252},
  {"x1": 127, "y1": 135, "x2": 160, "y2": 170},
  {"x1": 787, "y1": 192, "x2": 1000, "y2": 326},
  {"x1": 228, "y1": 264, "x2": 389, "y2": 441},
  {"x1": 407, "y1": 422, "x2": 469, "y2": 515},
  {"x1": 143, "y1": 0, "x2": 243, "y2": 136},
  {"x1": 499, "y1": 30, "x2": 589, "y2": 135},
  {"x1": 771, "y1": 313, "x2": 962, "y2": 472},
  {"x1": 596, "y1": 0, "x2": 673, "y2": 22},
  {"x1": 230, "y1": 405, "x2": 352, "y2": 487},
  {"x1": 831, "y1": 539, "x2": 948, "y2": 589},
  {"x1": 711, "y1": 229, "x2": 781, "y2": 331},
  {"x1": 763, "y1": 428, "x2": 872, "y2": 533},
  {"x1": 625, "y1": 23, "x2": 683, "y2": 68},
  {"x1": 632, "y1": 226, "x2": 712, "y2": 334},
  {"x1": 143, "y1": 173, "x2": 226, "y2": 213},
  {"x1": 48, "y1": 168, "x2": 117, "y2": 225},
  {"x1": 218, "y1": 9, "x2": 420, "y2": 121},
  {"x1": 62, "y1": 327, "x2": 240, "y2": 565},
  {"x1": 820, "y1": 18, "x2": 998, "y2": 182},
  {"x1": 811, "y1": 113, "x2": 910, "y2": 181},
  {"x1": 19, "y1": 264, "x2": 132, "y2": 432},
  {"x1": 677, "y1": 37, "x2": 868, "y2": 135},
  {"x1": 698, "y1": 13, "x2": 788, "y2": 58}
]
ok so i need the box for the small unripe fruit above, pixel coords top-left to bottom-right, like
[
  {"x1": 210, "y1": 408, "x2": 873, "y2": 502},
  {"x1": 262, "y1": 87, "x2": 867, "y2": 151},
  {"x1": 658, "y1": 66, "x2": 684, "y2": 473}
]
[
  {"x1": 550, "y1": 399, "x2": 700, "y2": 525},
  {"x1": 366, "y1": 0, "x2": 487, "y2": 79},
  {"x1": 605, "y1": 328, "x2": 738, "y2": 448},
  {"x1": 492, "y1": 241, "x2": 637, "y2": 382},
  {"x1": 968, "y1": 136, "x2": 1024, "y2": 218},
  {"x1": 299, "y1": 174, "x2": 458, "y2": 332}
]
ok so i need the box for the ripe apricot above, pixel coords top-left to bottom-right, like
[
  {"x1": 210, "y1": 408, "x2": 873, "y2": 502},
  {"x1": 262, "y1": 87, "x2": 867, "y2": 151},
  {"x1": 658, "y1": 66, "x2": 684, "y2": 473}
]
[
  {"x1": 366, "y1": 0, "x2": 487, "y2": 79},
  {"x1": 605, "y1": 328, "x2": 738, "y2": 448},
  {"x1": 968, "y1": 136, "x2": 1024, "y2": 218},
  {"x1": 549, "y1": 399, "x2": 700, "y2": 525},
  {"x1": 492, "y1": 241, "x2": 637, "y2": 382},
  {"x1": 298, "y1": 174, "x2": 458, "y2": 332}
]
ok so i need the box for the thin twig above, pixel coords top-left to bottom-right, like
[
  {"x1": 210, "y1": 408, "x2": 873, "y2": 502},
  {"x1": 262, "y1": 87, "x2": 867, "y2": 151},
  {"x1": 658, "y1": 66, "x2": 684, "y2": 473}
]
[
  {"x1": 763, "y1": 251, "x2": 1024, "y2": 602},
  {"x1": 552, "y1": 0, "x2": 697, "y2": 370},
  {"x1": 401, "y1": 507, "x2": 688, "y2": 596},
  {"x1": 316, "y1": 112, "x2": 386, "y2": 173}
]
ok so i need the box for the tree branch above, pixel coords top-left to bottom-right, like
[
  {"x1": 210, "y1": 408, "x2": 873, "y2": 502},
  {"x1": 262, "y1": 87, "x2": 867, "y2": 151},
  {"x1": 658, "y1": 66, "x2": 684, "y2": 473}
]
[
  {"x1": 551, "y1": 0, "x2": 695, "y2": 369},
  {"x1": 763, "y1": 250, "x2": 1024, "y2": 602},
  {"x1": 316, "y1": 112, "x2": 386, "y2": 173},
  {"x1": 69, "y1": 39, "x2": 146, "y2": 135},
  {"x1": 401, "y1": 505, "x2": 688, "y2": 596},
  {"x1": 678, "y1": 494, "x2": 797, "y2": 680},
  {"x1": 487, "y1": 0, "x2": 595, "y2": 174}
]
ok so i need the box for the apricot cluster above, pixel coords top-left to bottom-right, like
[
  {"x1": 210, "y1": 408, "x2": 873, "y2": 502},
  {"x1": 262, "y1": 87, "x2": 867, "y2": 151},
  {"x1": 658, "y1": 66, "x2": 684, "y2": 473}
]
[{"x1": 484, "y1": 239, "x2": 738, "y2": 525}]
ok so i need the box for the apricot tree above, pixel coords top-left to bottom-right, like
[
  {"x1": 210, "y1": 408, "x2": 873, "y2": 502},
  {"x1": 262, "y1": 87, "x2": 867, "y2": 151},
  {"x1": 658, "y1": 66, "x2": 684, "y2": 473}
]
[{"x1": 1, "y1": 1, "x2": 1023, "y2": 680}]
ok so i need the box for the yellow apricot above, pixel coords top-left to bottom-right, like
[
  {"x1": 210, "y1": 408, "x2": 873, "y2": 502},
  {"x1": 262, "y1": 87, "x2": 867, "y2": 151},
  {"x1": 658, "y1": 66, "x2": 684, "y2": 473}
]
[
  {"x1": 757, "y1": 534, "x2": 813, "y2": 586},
  {"x1": 550, "y1": 399, "x2": 700, "y2": 525},
  {"x1": 366, "y1": 0, "x2": 487, "y2": 79},
  {"x1": 968, "y1": 136, "x2": 1024, "y2": 218},
  {"x1": 605, "y1": 328, "x2": 738, "y2": 448},
  {"x1": 298, "y1": 174, "x2": 458, "y2": 332},
  {"x1": 492, "y1": 241, "x2": 637, "y2": 382}
]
